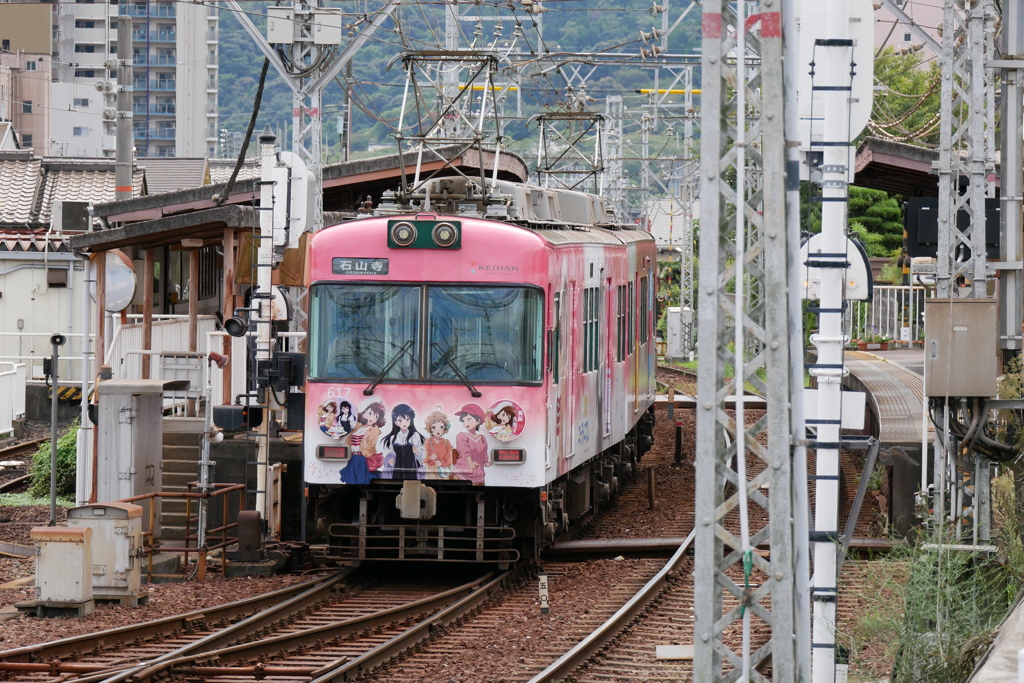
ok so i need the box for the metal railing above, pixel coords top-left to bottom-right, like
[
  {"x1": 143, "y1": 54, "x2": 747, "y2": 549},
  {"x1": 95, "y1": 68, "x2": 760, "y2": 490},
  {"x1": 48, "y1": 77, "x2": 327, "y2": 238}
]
[{"x1": 846, "y1": 285, "x2": 930, "y2": 344}]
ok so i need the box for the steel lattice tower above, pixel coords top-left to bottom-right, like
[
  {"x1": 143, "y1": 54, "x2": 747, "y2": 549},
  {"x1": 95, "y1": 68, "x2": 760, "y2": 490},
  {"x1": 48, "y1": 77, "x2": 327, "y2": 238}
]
[{"x1": 694, "y1": 0, "x2": 802, "y2": 679}]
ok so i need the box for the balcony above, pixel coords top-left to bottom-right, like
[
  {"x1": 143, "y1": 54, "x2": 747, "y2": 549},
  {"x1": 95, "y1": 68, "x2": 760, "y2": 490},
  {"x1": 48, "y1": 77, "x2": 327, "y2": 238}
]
[
  {"x1": 133, "y1": 80, "x2": 177, "y2": 91},
  {"x1": 134, "y1": 54, "x2": 177, "y2": 67},
  {"x1": 132, "y1": 103, "x2": 176, "y2": 115},
  {"x1": 120, "y1": 4, "x2": 175, "y2": 17},
  {"x1": 132, "y1": 29, "x2": 177, "y2": 43},
  {"x1": 134, "y1": 128, "x2": 176, "y2": 140}
]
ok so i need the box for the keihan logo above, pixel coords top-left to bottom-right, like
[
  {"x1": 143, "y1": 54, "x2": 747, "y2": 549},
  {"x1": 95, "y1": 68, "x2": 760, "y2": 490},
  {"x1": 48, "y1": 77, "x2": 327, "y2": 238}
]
[{"x1": 471, "y1": 263, "x2": 519, "y2": 273}]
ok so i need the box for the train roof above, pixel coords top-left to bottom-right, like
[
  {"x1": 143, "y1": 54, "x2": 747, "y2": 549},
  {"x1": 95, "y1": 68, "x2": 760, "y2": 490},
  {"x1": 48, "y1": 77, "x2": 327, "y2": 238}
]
[{"x1": 374, "y1": 175, "x2": 645, "y2": 233}]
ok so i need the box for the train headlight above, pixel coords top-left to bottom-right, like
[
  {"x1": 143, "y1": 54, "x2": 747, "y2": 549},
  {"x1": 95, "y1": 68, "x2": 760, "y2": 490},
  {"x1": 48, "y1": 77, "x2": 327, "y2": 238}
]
[
  {"x1": 390, "y1": 221, "x2": 418, "y2": 247},
  {"x1": 387, "y1": 219, "x2": 462, "y2": 249},
  {"x1": 432, "y1": 222, "x2": 458, "y2": 248}
]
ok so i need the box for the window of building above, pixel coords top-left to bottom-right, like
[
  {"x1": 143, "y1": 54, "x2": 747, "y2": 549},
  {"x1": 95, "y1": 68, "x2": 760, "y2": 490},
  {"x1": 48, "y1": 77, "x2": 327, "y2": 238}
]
[
  {"x1": 904, "y1": 32, "x2": 912, "y2": 42},
  {"x1": 25, "y1": 61, "x2": 36, "y2": 71},
  {"x1": 157, "y1": 146, "x2": 174, "y2": 157},
  {"x1": 73, "y1": 126, "x2": 90, "y2": 136},
  {"x1": 22, "y1": 100, "x2": 31, "y2": 113},
  {"x1": 75, "y1": 20, "x2": 96, "y2": 28},
  {"x1": 75, "y1": 44, "x2": 96, "y2": 53},
  {"x1": 198, "y1": 247, "x2": 217, "y2": 299},
  {"x1": 75, "y1": 69, "x2": 96, "y2": 78},
  {"x1": 1, "y1": 40, "x2": 9, "y2": 52},
  {"x1": 21, "y1": 134, "x2": 32, "y2": 148},
  {"x1": 75, "y1": 0, "x2": 96, "y2": 4},
  {"x1": 109, "y1": 42, "x2": 117, "y2": 54},
  {"x1": 73, "y1": 97, "x2": 90, "y2": 107}
]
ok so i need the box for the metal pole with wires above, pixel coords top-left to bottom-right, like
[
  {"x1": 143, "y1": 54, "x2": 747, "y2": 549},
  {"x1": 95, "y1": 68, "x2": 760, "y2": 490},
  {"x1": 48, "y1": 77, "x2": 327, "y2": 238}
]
[{"x1": 48, "y1": 333, "x2": 67, "y2": 526}]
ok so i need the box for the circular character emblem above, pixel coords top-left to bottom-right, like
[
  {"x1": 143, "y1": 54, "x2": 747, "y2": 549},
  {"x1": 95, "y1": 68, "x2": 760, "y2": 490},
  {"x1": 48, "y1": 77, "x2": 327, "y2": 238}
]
[
  {"x1": 485, "y1": 400, "x2": 526, "y2": 443},
  {"x1": 317, "y1": 398, "x2": 356, "y2": 440}
]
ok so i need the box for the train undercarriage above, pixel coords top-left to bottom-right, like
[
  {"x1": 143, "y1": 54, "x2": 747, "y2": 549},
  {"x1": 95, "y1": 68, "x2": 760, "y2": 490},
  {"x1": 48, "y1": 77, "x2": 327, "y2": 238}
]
[{"x1": 312, "y1": 408, "x2": 656, "y2": 568}]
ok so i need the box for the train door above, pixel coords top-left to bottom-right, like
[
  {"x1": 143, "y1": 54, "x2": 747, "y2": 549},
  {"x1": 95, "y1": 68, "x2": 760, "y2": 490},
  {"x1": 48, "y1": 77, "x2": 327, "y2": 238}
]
[
  {"x1": 601, "y1": 277, "x2": 612, "y2": 449},
  {"x1": 564, "y1": 282, "x2": 576, "y2": 464},
  {"x1": 547, "y1": 290, "x2": 567, "y2": 470}
]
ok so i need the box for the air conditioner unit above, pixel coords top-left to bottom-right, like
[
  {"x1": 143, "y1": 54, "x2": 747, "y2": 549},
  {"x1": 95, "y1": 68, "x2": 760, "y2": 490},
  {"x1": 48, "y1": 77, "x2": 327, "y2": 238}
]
[{"x1": 52, "y1": 200, "x2": 91, "y2": 233}]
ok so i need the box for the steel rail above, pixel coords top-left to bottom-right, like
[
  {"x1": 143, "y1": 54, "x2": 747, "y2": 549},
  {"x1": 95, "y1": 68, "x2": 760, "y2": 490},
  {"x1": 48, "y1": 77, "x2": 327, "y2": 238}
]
[
  {"x1": 528, "y1": 530, "x2": 696, "y2": 683},
  {"x1": 0, "y1": 571, "x2": 344, "y2": 670},
  {"x1": 119, "y1": 571, "x2": 508, "y2": 683},
  {"x1": 311, "y1": 569, "x2": 516, "y2": 682}
]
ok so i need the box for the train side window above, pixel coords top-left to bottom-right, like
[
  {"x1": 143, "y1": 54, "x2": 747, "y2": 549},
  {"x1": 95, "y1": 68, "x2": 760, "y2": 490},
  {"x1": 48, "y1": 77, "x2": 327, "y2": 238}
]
[
  {"x1": 616, "y1": 285, "x2": 626, "y2": 362},
  {"x1": 583, "y1": 286, "x2": 600, "y2": 372},
  {"x1": 622, "y1": 280, "x2": 630, "y2": 352},
  {"x1": 640, "y1": 276, "x2": 650, "y2": 342}
]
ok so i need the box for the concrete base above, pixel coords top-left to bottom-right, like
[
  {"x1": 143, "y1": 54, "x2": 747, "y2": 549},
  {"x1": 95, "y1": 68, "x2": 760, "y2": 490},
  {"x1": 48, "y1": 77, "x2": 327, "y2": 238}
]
[
  {"x1": 224, "y1": 558, "x2": 279, "y2": 577},
  {"x1": 970, "y1": 596, "x2": 1024, "y2": 681},
  {"x1": 94, "y1": 591, "x2": 150, "y2": 607},
  {"x1": 15, "y1": 599, "x2": 96, "y2": 618}
]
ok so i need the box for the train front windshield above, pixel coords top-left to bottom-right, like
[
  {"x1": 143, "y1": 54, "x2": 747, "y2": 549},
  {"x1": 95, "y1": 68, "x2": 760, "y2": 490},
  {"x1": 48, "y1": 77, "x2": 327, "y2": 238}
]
[{"x1": 309, "y1": 284, "x2": 543, "y2": 384}]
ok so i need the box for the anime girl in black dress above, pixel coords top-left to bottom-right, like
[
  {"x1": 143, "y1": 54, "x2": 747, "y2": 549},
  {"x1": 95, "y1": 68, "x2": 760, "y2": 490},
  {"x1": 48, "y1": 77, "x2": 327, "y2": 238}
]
[{"x1": 381, "y1": 403, "x2": 425, "y2": 480}]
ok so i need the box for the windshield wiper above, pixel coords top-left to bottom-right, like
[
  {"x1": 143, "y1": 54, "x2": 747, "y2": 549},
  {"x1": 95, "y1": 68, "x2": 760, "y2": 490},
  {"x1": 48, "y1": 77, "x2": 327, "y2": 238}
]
[
  {"x1": 431, "y1": 342, "x2": 481, "y2": 397},
  {"x1": 363, "y1": 340, "x2": 414, "y2": 395}
]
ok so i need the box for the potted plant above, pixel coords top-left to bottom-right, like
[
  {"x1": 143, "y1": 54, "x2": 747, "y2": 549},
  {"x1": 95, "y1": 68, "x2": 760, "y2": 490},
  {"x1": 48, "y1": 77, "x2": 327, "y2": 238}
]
[{"x1": 862, "y1": 333, "x2": 891, "y2": 351}]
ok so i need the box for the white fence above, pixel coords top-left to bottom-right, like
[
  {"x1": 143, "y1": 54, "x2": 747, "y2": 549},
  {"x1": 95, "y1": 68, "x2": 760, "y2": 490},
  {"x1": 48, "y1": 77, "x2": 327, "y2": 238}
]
[
  {"x1": 0, "y1": 362, "x2": 27, "y2": 438},
  {"x1": 845, "y1": 286, "x2": 929, "y2": 343}
]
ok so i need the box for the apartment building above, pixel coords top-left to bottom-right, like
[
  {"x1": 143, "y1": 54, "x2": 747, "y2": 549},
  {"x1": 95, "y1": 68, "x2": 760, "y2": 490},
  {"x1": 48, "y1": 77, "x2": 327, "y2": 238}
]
[
  {"x1": 0, "y1": 0, "x2": 219, "y2": 159},
  {"x1": 0, "y1": 4, "x2": 52, "y2": 155}
]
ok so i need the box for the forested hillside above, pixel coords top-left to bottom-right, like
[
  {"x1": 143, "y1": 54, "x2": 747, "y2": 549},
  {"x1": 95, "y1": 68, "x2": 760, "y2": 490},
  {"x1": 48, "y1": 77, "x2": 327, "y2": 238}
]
[{"x1": 216, "y1": 0, "x2": 702, "y2": 161}]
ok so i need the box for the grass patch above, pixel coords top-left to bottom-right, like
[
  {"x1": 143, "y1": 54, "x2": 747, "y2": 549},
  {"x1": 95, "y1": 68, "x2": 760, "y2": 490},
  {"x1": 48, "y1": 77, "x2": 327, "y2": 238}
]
[{"x1": 0, "y1": 491, "x2": 75, "y2": 507}]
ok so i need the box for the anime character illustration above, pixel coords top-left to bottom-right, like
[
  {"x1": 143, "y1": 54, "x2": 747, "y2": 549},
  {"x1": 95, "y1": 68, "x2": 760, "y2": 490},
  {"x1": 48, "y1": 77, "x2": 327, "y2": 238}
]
[
  {"x1": 318, "y1": 400, "x2": 339, "y2": 436},
  {"x1": 453, "y1": 402, "x2": 489, "y2": 484},
  {"x1": 381, "y1": 403, "x2": 425, "y2": 480},
  {"x1": 423, "y1": 408, "x2": 455, "y2": 479},
  {"x1": 486, "y1": 401, "x2": 524, "y2": 443},
  {"x1": 339, "y1": 400, "x2": 387, "y2": 485},
  {"x1": 333, "y1": 400, "x2": 357, "y2": 438}
]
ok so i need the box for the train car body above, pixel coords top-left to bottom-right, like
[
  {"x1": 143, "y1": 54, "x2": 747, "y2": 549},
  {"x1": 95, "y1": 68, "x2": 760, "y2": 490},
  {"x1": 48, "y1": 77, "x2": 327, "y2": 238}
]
[{"x1": 304, "y1": 178, "x2": 656, "y2": 565}]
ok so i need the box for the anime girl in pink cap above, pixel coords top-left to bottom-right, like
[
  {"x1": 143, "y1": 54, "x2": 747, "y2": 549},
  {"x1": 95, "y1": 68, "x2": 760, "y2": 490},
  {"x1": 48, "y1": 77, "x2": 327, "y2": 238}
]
[{"x1": 453, "y1": 402, "x2": 489, "y2": 484}]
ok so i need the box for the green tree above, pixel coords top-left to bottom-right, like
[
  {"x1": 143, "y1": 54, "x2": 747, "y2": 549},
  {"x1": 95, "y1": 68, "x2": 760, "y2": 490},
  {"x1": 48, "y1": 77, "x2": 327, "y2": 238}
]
[{"x1": 866, "y1": 47, "x2": 941, "y2": 147}]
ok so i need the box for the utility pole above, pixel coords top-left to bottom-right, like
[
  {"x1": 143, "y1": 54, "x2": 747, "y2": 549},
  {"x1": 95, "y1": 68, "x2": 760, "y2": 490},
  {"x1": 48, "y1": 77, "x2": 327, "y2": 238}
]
[
  {"x1": 115, "y1": 17, "x2": 133, "y2": 201},
  {"x1": 694, "y1": 0, "x2": 802, "y2": 680}
]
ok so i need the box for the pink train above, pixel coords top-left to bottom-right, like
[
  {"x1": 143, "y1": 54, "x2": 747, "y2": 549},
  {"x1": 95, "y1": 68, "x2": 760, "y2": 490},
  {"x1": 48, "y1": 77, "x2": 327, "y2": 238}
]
[{"x1": 304, "y1": 177, "x2": 657, "y2": 566}]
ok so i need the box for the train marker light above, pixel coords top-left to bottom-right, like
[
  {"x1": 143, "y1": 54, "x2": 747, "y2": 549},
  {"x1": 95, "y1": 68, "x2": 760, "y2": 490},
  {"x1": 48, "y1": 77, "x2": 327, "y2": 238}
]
[
  {"x1": 390, "y1": 221, "x2": 418, "y2": 247},
  {"x1": 432, "y1": 222, "x2": 458, "y2": 247},
  {"x1": 318, "y1": 444, "x2": 349, "y2": 460},
  {"x1": 493, "y1": 448, "x2": 525, "y2": 463},
  {"x1": 387, "y1": 219, "x2": 462, "y2": 249}
]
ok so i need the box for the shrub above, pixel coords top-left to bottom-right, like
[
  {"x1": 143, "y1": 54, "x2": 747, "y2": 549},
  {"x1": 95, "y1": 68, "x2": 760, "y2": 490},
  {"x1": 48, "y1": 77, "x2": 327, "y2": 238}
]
[{"x1": 29, "y1": 420, "x2": 79, "y2": 498}]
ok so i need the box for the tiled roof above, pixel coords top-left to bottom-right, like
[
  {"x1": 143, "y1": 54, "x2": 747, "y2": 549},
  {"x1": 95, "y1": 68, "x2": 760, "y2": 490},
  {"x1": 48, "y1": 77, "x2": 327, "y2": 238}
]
[
  {"x1": 0, "y1": 232, "x2": 71, "y2": 252},
  {"x1": 37, "y1": 167, "x2": 145, "y2": 225},
  {"x1": 138, "y1": 157, "x2": 210, "y2": 194},
  {"x1": 208, "y1": 158, "x2": 260, "y2": 185},
  {"x1": 0, "y1": 156, "x2": 42, "y2": 225},
  {"x1": 0, "y1": 153, "x2": 144, "y2": 229}
]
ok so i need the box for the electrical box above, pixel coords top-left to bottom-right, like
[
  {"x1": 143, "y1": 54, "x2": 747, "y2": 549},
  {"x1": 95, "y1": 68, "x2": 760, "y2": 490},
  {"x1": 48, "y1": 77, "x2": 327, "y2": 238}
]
[
  {"x1": 68, "y1": 503, "x2": 143, "y2": 599},
  {"x1": 665, "y1": 307, "x2": 693, "y2": 360},
  {"x1": 97, "y1": 379, "x2": 170, "y2": 535},
  {"x1": 32, "y1": 526, "x2": 94, "y2": 611},
  {"x1": 312, "y1": 9, "x2": 343, "y2": 45},
  {"x1": 266, "y1": 7, "x2": 294, "y2": 44},
  {"x1": 924, "y1": 298, "x2": 998, "y2": 397}
]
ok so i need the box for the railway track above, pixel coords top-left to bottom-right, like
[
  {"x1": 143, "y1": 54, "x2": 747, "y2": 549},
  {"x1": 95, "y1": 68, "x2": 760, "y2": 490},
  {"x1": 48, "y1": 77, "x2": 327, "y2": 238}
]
[
  {"x1": 111, "y1": 568, "x2": 516, "y2": 683},
  {"x1": 0, "y1": 567, "x2": 517, "y2": 683},
  {"x1": 0, "y1": 437, "x2": 46, "y2": 493},
  {"x1": 0, "y1": 572, "x2": 345, "y2": 680}
]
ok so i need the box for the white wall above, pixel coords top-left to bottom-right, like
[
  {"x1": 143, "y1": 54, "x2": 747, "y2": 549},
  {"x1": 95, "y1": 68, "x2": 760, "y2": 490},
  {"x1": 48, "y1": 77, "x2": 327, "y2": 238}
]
[
  {"x1": 0, "y1": 253, "x2": 88, "y2": 381},
  {"x1": 51, "y1": 83, "x2": 115, "y2": 157}
]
